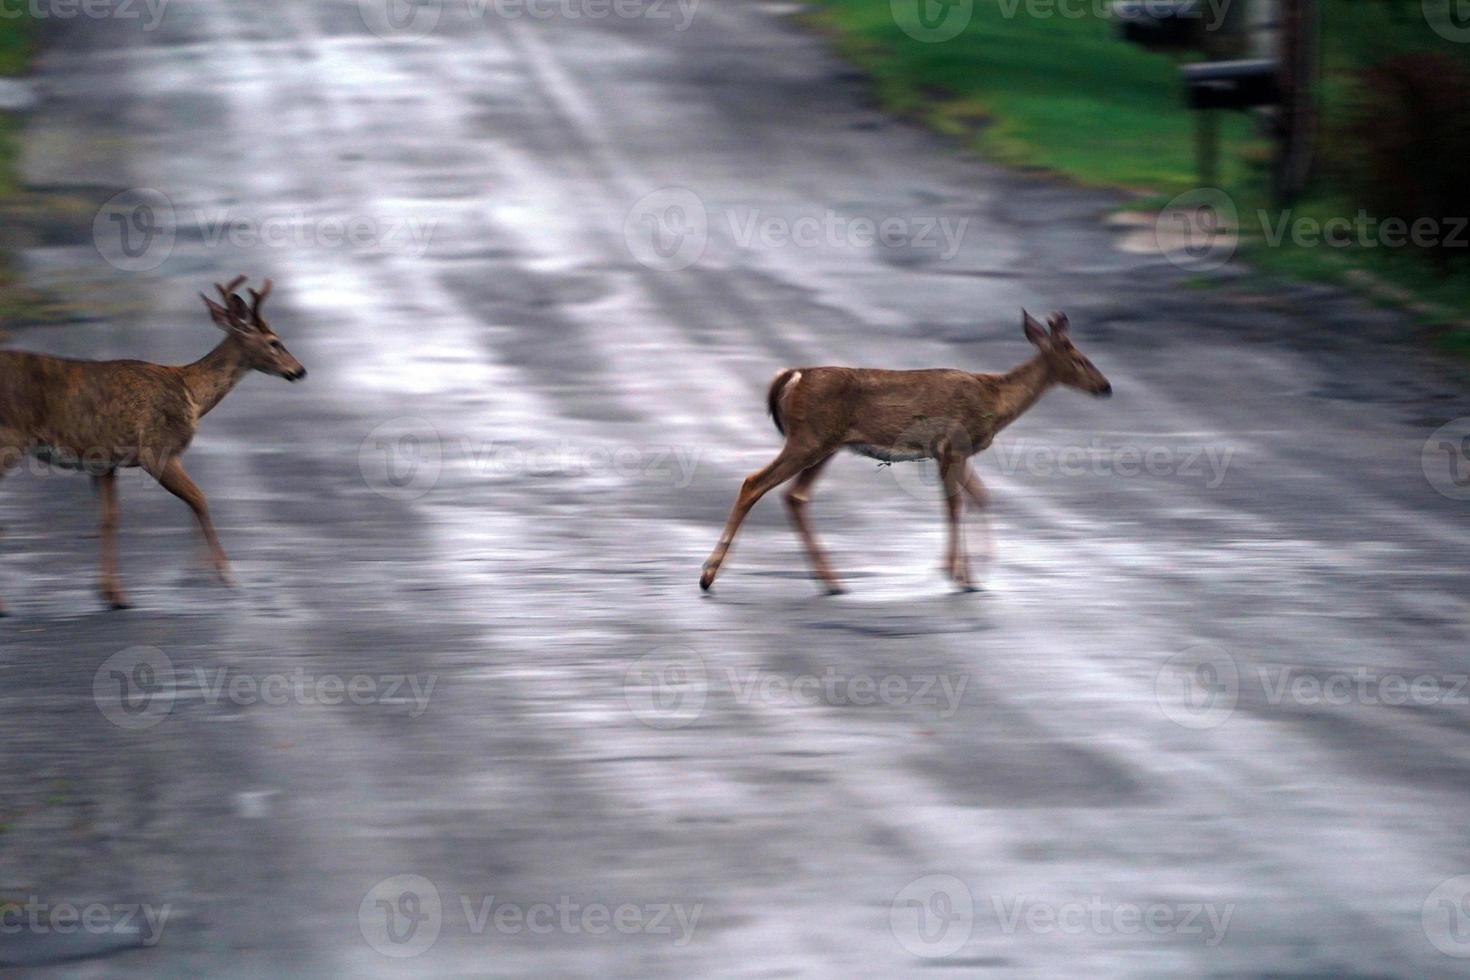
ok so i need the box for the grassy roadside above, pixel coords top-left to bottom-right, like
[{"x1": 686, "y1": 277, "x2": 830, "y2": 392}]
[
  {"x1": 806, "y1": 0, "x2": 1264, "y2": 192},
  {"x1": 808, "y1": 0, "x2": 1470, "y2": 350},
  {"x1": 0, "y1": 13, "x2": 70, "y2": 331},
  {"x1": 0, "y1": 13, "x2": 33, "y2": 199}
]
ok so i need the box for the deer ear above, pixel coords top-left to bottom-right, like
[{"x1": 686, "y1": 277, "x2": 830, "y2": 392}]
[
  {"x1": 1047, "y1": 311, "x2": 1070, "y2": 339},
  {"x1": 201, "y1": 294, "x2": 236, "y2": 331},
  {"x1": 1022, "y1": 309, "x2": 1050, "y2": 348}
]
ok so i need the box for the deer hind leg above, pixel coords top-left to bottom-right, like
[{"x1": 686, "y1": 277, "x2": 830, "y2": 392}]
[
  {"x1": 0, "y1": 431, "x2": 22, "y2": 616},
  {"x1": 782, "y1": 452, "x2": 844, "y2": 594},
  {"x1": 150, "y1": 456, "x2": 233, "y2": 586},
  {"x1": 700, "y1": 442, "x2": 830, "y2": 591},
  {"x1": 938, "y1": 452, "x2": 974, "y2": 590},
  {"x1": 93, "y1": 470, "x2": 131, "y2": 610}
]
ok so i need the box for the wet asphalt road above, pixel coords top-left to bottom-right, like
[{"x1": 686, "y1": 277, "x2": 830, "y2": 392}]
[{"x1": 3, "y1": 1, "x2": 1470, "y2": 977}]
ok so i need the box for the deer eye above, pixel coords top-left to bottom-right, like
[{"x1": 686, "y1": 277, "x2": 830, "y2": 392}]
[{"x1": 269, "y1": 340, "x2": 284, "y2": 351}]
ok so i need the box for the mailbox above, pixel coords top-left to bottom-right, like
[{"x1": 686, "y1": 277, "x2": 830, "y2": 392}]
[
  {"x1": 1111, "y1": 0, "x2": 1204, "y2": 50},
  {"x1": 1181, "y1": 60, "x2": 1280, "y2": 110}
]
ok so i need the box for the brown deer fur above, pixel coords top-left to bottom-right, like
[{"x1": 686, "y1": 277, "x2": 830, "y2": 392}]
[
  {"x1": 0, "y1": 276, "x2": 306, "y2": 612},
  {"x1": 700, "y1": 310, "x2": 1111, "y2": 593}
]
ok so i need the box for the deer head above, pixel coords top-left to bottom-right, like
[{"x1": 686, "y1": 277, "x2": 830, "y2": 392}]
[
  {"x1": 1022, "y1": 310, "x2": 1110, "y2": 398},
  {"x1": 200, "y1": 276, "x2": 308, "y2": 382}
]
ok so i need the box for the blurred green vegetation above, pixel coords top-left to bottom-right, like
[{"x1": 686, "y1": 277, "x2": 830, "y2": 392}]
[
  {"x1": 0, "y1": 14, "x2": 32, "y2": 198},
  {"x1": 806, "y1": 0, "x2": 1262, "y2": 191},
  {"x1": 0, "y1": 14, "x2": 43, "y2": 329},
  {"x1": 809, "y1": 0, "x2": 1470, "y2": 340}
]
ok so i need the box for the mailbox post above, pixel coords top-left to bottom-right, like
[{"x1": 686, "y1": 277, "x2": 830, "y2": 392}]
[
  {"x1": 1114, "y1": 0, "x2": 1316, "y2": 204},
  {"x1": 1179, "y1": 59, "x2": 1279, "y2": 188}
]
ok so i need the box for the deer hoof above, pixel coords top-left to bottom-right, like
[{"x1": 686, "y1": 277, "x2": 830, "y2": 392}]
[
  {"x1": 825, "y1": 583, "x2": 847, "y2": 596},
  {"x1": 104, "y1": 593, "x2": 131, "y2": 611},
  {"x1": 699, "y1": 563, "x2": 718, "y2": 591}
]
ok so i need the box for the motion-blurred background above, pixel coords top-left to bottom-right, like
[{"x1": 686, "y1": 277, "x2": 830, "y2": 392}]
[{"x1": 2, "y1": 0, "x2": 1470, "y2": 976}]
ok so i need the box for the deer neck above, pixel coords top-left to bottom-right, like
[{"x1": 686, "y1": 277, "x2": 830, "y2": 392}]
[
  {"x1": 988, "y1": 353, "x2": 1056, "y2": 433},
  {"x1": 182, "y1": 335, "x2": 252, "y2": 419}
]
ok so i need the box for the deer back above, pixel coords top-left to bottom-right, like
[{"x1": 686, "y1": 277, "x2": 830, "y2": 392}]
[{"x1": 0, "y1": 351, "x2": 199, "y2": 467}]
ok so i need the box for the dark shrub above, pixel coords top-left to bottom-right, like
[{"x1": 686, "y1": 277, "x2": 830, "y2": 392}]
[{"x1": 1341, "y1": 53, "x2": 1470, "y2": 270}]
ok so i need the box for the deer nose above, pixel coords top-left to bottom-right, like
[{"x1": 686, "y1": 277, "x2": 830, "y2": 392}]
[{"x1": 1097, "y1": 382, "x2": 1112, "y2": 398}]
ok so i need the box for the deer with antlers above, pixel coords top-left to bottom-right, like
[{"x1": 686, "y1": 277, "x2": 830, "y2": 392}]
[
  {"x1": 0, "y1": 276, "x2": 306, "y2": 612},
  {"x1": 699, "y1": 311, "x2": 1111, "y2": 594}
]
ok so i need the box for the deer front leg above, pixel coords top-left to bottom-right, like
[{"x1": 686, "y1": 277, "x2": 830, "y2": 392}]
[
  {"x1": 701, "y1": 444, "x2": 826, "y2": 591},
  {"x1": 938, "y1": 452, "x2": 973, "y2": 590},
  {"x1": 960, "y1": 463, "x2": 993, "y2": 570},
  {"x1": 150, "y1": 457, "x2": 233, "y2": 586},
  {"x1": 94, "y1": 470, "x2": 130, "y2": 610},
  {"x1": 782, "y1": 452, "x2": 844, "y2": 594}
]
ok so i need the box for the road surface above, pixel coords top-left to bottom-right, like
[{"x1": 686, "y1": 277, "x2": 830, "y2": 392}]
[{"x1": 3, "y1": 1, "x2": 1470, "y2": 976}]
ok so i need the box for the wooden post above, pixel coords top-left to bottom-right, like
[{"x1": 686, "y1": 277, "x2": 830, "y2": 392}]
[
  {"x1": 1196, "y1": 108, "x2": 1219, "y2": 187},
  {"x1": 1274, "y1": 0, "x2": 1318, "y2": 204}
]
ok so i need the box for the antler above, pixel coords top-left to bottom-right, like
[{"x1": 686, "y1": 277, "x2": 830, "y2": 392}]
[
  {"x1": 248, "y1": 278, "x2": 273, "y2": 321},
  {"x1": 215, "y1": 275, "x2": 248, "y2": 305}
]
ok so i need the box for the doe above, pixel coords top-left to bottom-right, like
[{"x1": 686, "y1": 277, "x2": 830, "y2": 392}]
[{"x1": 699, "y1": 310, "x2": 1111, "y2": 593}]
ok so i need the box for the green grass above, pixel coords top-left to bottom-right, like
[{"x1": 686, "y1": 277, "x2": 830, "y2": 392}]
[
  {"x1": 0, "y1": 13, "x2": 34, "y2": 198},
  {"x1": 808, "y1": 0, "x2": 1262, "y2": 192},
  {"x1": 0, "y1": 14, "x2": 44, "y2": 332},
  {"x1": 0, "y1": 12, "x2": 31, "y2": 76},
  {"x1": 810, "y1": 0, "x2": 1470, "y2": 324}
]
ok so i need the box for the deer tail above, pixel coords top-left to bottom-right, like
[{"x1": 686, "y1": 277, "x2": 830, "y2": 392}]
[{"x1": 766, "y1": 368, "x2": 801, "y2": 436}]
